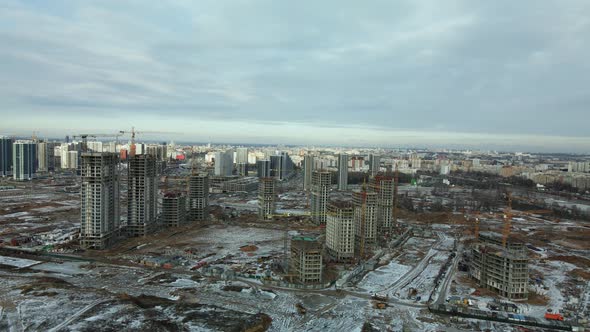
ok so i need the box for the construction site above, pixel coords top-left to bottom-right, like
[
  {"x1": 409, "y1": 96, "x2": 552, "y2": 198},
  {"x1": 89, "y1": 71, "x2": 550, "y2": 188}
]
[{"x1": 1, "y1": 160, "x2": 589, "y2": 331}]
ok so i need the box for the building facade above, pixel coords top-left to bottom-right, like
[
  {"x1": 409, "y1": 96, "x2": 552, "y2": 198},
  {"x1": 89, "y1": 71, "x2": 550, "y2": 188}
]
[
  {"x1": 0, "y1": 136, "x2": 12, "y2": 177},
  {"x1": 470, "y1": 232, "x2": 529, "y2": 300},
  {"x1": 37, "y1": 141, "x2": 57, "y2": 172},
  {"x1": 311, "y1": 170, "x2": 332, "y2": 225},
  {"x1": 80, "y1": 152, "x2": 120, "y2": 249},
  {"x1": 303, "y1": 155, "x2": 314, "y2": 192},
  {"x1": 290, "y1": 236, "x2": 323, "y2": 284},
  {"x1": 126, "y1": 154, "x2": 158, "y2": 237},
  {"x1": 188, "y1": 173, "x2": 209, "y2": 221},
  {"x1": 326, "y1": 201, "x2": 355, "y2": 262},
  {"x1": 13, "y1": 140, "x2": 37, "y2": 181},
  {"x1": 270, "y1": 152, "x2": 294, "y2": 181},
  {"x1": 258, "y1": 177, "x2": 276, "y2": 220},
  {"x1": 370, "y1": 174, "x2": 395, "y2": 236},
  {"x1": 161, "y1": 192, "x2": 187, "y2": 228},
  {"x1": 369, "y1": 154, "x2": 380, "y2": 176},
  {"x1": 257, "y1": 159, "x2": 271, "y2": 178},
  {"x1": 353, "y1": 190, "x2": 378, "y2": 257},
  {"x1": 337, "y1": 153, "x2": 348, "y2": 191},
  {"x1": 215, "y1": 150, "x2": 233, "y2": 176}
]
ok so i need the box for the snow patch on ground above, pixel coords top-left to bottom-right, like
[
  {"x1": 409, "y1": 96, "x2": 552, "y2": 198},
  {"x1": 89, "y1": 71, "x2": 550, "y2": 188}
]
[
  {"x1": 357, "y1": 261, "x2": 411, "y2": 293},
  {"x1": 0, "y1": 255, "x2": 40, "y2": 268}
]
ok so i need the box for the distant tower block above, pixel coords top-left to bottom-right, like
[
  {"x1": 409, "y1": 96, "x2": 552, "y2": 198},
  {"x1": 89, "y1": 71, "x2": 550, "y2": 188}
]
[
  {"x1": 337, "y1": 153, "x2": 348, "y2": 191},
  {"x1": 303, "y1": 155, "x2": 314, "y2": 192},
  {"x1": 80, "y1": 152, "x2": 120, "y2": 249},
  {"x1": 161, "y1": 192, "x2": 187, "y2": 228},
  {"x1": 369, "y1": 154, "x2": 380, "y2": 177},
  {"x1": 237, "y1": 162, "x2": 248, "y2": 176},
  {"x1": 0, "y1": 136, "x2": 13, "y2": 177},
  {"x1": 257, "y1": 159, "x2": 271, "y2": 178},
  {"x1": 12, "y1": 140, "x2": 37, "y2": 181},
  {"x1": 127, "y1": 154, "x2": 158, "y2": 237},
  {"x1": 311, "y1": 170, "x2": 332, "y2": 225},
  {"x1": 189, "y1": 173, "x2": 209, "y2": 221},
  {"x1": 258, "y1": 177, "x2": 276, "y2": 220}
]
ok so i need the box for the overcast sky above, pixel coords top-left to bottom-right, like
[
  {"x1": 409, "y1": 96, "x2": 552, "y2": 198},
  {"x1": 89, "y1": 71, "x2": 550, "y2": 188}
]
[{"x1": 1, "y1": 1, "x2": 589, "y2": 152}]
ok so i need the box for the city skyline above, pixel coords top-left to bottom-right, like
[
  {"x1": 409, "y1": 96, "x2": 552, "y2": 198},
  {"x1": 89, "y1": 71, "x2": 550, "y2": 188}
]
[{"x1": 1, "y1": 1, "x2": 590, "y2": 152}]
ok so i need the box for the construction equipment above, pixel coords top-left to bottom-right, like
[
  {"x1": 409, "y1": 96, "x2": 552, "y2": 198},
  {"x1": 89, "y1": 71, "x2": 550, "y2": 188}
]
[
  {"x1": 371, "y1": 293, "x2": 389, "y2": 301},
  {"x1": 72, "y1": 133, "x2": 124, "y2": 153},
  {"x1": 295, "y1": 303, "x2": 307, "y2": 315},
  {"x1": 544, "y1": 312, "x2": 564, "y2": 321},
  {"x1": 373, "y1": 301, "x2": 387, "y2": 309},
  {"x1": 472, "y1": 210, "x2": 481, "y2": 240},
  {"x1": 118, "y1": 127, "x2": 173, "y2": 158}
]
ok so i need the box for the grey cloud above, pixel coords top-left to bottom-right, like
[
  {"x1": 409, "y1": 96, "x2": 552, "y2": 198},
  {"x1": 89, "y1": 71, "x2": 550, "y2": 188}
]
[{"x1": 0, "y1": 0, "x2": 589, "y2": 149}]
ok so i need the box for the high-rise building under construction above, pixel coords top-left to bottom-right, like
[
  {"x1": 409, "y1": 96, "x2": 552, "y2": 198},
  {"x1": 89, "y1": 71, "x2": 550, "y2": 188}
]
[
  {"x1": 126, "y1": 154, "x2": 158, "y2": 237},
  {"x1": 370, "y1": 174, "x2": 395, "y2": 236},
  {"x1": 326, "y1": 200, "x2": 355, "y2": 262},
  {"x1": 337, "y1": 153, "x2": 348, "y2": 191},
  {"x1": 303, "y1": 155, "x2": 314, "y2": 191},
  {"x1": 161, "y1": 192, "x2": 187, "y2": 228},
  {"x1": 189, "y1": 173, "x2": 209, "y2": 221},
  {"x1": 311, "y1": 170, "x2": 331, "y2": 225},
  {"x1": 353, "y1": 189, "x2": 378, "y2": 256},
  {"x1": 258, "y1": 177, "x2": 276, "y2": 220},
  {"x1": 80, "y1": 152, "x2": 120, "y2": 249}
]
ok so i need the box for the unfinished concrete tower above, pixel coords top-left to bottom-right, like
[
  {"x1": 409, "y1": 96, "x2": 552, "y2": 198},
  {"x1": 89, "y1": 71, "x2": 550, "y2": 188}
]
[
  {"x1": 188, "y1": 173, "x2": 209, "y2": 221},
  {"x1": 353, "y1": 190, "x2": 378, "y2": 258},
  {"x1": 337, "y1": 153, "x2": 348, "y2": 191},
  {"x1": 161, "y1": 192, "x2": 187, "y2": 228},
  {"x1": 326, "y1": 200, "x2": 355, "y2": 262},
  {"x1": 370, "y1": 174, "x2": 394, "y2": 237},
  {"x1": 470, "y1": 232, "x2": 529, "y2": 300},
  {"x1": 303, "y1": 155, "x2": 314, "y2": 192},
  {"x1": 311, "y1": 170, "x2": 331, "y2": 225},
  {"x1": 290, "y1": 235, "x2": 323, "y2": 284},
  {"x1": 127, "y1": 154, "x2": 158, "y2": 237},
  {"x1": 80, "y1": 152, "x2": 119, "y2": 249},
  {"x1": 258, "y1": 177, "x2": 276, "y2": 220}
]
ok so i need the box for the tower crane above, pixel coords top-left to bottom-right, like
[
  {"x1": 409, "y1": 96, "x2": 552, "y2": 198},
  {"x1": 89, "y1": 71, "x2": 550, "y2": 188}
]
[{"x1": 118, "y1": 127, "x2": 173, "y2": 158}]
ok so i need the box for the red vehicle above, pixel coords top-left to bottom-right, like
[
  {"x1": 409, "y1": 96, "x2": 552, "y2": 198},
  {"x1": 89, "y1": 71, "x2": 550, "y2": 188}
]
[{"x1": 544, "y1": 312, "x2": 564, "y2": 321}]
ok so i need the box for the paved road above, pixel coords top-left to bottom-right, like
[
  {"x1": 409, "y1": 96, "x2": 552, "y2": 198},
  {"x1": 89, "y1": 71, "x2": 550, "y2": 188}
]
[{"x1": 434, "y1": 242, "x2": 462, "y2": 305}]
